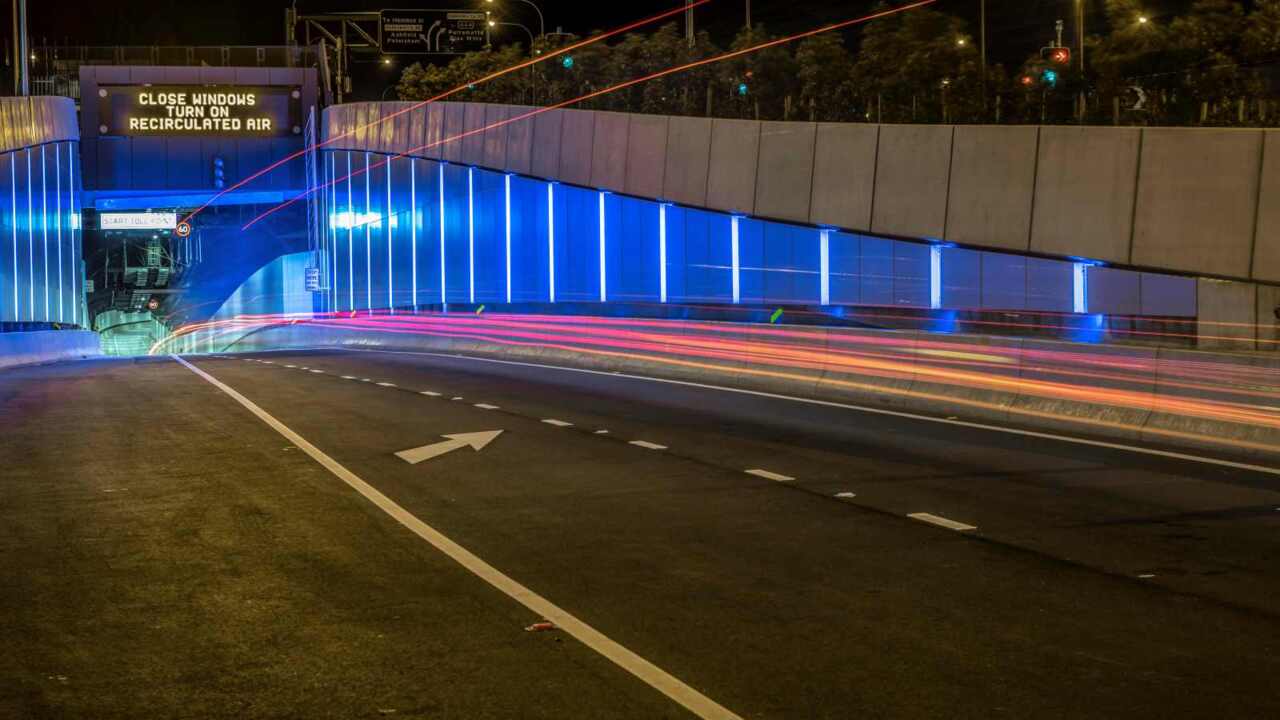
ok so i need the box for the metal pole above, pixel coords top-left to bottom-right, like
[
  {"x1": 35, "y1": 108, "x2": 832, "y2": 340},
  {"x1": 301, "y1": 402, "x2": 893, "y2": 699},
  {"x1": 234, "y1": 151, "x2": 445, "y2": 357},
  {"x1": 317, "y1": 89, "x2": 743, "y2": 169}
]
[
  {"x1": 980, "y1": 0, "x2": 987, "y2": 116},
  {"x1": 1077, "y1": 0, "x2": 1086, "y2": 122},
  {"x1": 13, "y1": 0, "x2": 28, "y2": 96},
  {"x1": 685, "y1": 0, "x2": 694, "y2": 48},
  {"x1": 746, "y1": 0, "x2": 751, "y2": 29},
  {"x1": 515, "y1": 0, "x2": 545, "y2": 38}
]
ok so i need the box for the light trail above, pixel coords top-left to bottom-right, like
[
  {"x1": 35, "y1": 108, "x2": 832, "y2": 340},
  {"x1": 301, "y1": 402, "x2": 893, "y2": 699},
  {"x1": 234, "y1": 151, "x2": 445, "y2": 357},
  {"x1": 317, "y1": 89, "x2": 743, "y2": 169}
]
[
  {"x1": 241, "y1": 0, "x2": 941, "y2": 231},
  {"x1": 177, "y1": 0, "x2": 715, "y2": 228}
]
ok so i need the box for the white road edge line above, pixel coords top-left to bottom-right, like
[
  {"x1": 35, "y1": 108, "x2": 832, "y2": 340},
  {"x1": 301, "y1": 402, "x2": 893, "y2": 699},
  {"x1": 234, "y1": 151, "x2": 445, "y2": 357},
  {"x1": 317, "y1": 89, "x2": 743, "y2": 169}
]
[
  {"x1": 344, "y1": 348, "x2": 1280, "y2": 478},
  {"x1": 908, "y1": 513, "x2": 977, "y2": 532},
  {"x1": 542, "y1": 419, "x2": 573, "y2": 427},
  {"x1": 745, "y1": 468, "x2": 794, "y2": 482},
  {"x1": 630, "y1": 440, "x2": 668, "y2": 451},
  {"x1": 171, "y1": 355, "x2": 742, "y2": 720}
]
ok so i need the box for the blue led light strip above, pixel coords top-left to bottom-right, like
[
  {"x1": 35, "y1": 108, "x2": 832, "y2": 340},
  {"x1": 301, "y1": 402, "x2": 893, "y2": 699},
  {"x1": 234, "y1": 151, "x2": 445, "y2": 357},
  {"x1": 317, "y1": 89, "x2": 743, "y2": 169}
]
[
  {"x1": 365, "y1": 152, "x2": 372, "y2": 312},
  {"x1": 387, "y1": 156, "x2": 394, "y2": 313},
  {"x1": 598, "y1": 191, "x2": 607, "y2": 303},
  {"x1": 346, "y1": 153, "x2": 354, "y2": 311},
  {"x1": 41, "y1": 145, "x2": 48, "y2": 321},
  {"x1": 439, "y1": 163, "x2": 446, "y2": 306},
  {"x1": 659, "y1": 204, "x2": 668, "y2": 304},
  {"x1": 411, "y1": 158, "x2": 418, "y2": 311},
  {"x1": 504, "y1": 174, "x2": 512, "y2": 304},
  {"x1": 929, "y1": 245, "x2": 942, "y2": 310},
  {"x1": 730, "y1": 215, "x2": 741, "y2": 305},
  {"x1": 548, "y1": 183, "x2": 556, "y2": 303},
  {"x1": 55, "y1": 143, "x2": 62, "y2": 322},
  {"x1": 820, "y1": 230, "x2": 831, "y2": 307},
  {"x1": 468, "y1": 167, "x2": 475, "y2": 304},
  {"x1": 27, "y1": 149, "x2": 34, "y2": 320}
]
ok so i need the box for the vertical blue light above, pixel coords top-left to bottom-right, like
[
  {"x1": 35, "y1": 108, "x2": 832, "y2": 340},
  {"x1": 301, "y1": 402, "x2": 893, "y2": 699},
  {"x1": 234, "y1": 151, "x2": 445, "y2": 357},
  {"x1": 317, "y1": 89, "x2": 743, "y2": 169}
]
[
  {"x1": 730, "y1": 215, "x2": 741, "y2": 304},
  {"x1": 547, "y1": 182, "x2": 556, "y2": 303},
  {"x1": 328, "y1": 152, "x2": 337, "y2": 313},
  {"x1": 1073, "y1": 262, "x2": 1088, "y2": 314},
  {"x1": 659, "y1": 204, "x2": 668, "y2": 304},
  {"x1": 10, "y1": 153, "x2": 16, "y2": 318},
  {"x1": 598, "y1": 191, "x2": 607, "y2": 302},
  {"x1": 55, "y1": 144, "x2": 63, "y2": 322},
  {"x1": 819, "y1": 229, "x2": 831, "y2": 306},
  {"x1": 411, "y1": 158, "x2": 418, "y2": 311},
  {"x1": 468, "y1": 167, "x2": 475, "y2": 304},
  {"x1": 504, "y1": 174, "x2": 512, "y2": 304},
  {"x1": 346, "y1": 153, "x2": 354, "y2": 311},
  {"x1": 929, "y1": 245, "x2": 943, "y2": 310},
  {"x1": 40, "y1": 145, "x2": 48, "y2": 321},
  {"x1": 439, "y1": 163, "x2": 446, "y2": 306},
  {"x1": 364, "y1": 152, "x2": 372, "y2": 312},
  {"x1": 386, "y1": 156, "x2": 394, "y2": 313},
  {"x1": 68, "y1": 144, "x2": 78, "y2": 325},
  {"x1": 26, "y1": 149, "x2": 34, "y2": 320}
]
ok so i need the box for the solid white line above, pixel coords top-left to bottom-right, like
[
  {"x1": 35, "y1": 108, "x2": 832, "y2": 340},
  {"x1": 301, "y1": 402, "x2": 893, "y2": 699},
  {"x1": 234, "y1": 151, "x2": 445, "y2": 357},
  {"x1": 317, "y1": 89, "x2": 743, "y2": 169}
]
[
  {"x1": 908, "y1": 513, "x2": 977, "y2": 532},
  {"x1": 630, "y1": 440, "x2": 668, "y2": 451},
  {"x1": 474, "y1": 403, "x2": 500, "y2": 410},
  {"x1": 745, "y1": 468, "x2": 794, "y2": 482},
  {"x1": 376, "y1": 382, "x2": 397, "y2": 388},
  {"x1": 542, "y1": 419, "x2": 573, "y2": 427},
  {"x1": 344, "y1": 349, "x2": 1280, "y2": 478},
  {"x1": 171, "y1": 355, "x2": 742, "y2": 720}
]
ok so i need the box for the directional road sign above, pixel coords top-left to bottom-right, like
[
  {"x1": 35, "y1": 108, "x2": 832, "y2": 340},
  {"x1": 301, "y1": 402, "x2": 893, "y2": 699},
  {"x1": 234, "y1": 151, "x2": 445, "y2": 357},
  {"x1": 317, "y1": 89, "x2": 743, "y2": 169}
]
[{"x1": 380, "y1": 10, "x2": 489, "y2": 55}]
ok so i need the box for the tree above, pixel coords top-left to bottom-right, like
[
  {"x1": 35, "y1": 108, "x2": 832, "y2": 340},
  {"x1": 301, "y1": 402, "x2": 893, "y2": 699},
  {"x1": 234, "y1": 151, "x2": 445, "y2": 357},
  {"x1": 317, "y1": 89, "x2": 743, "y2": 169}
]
[
  {"x1": 1243, "y1": 0, "x2": 1280, "y2": 62},
  {"x1": 718, "y1": 24, "x2": 798, "y2": 121},
  {"x1": 795, "y1": 33, "x2": 856, "y2": 122}
]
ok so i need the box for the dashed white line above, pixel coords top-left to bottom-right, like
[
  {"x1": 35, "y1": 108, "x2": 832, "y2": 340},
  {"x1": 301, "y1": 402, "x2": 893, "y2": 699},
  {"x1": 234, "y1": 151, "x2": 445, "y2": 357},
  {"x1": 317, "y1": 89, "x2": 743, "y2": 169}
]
[
  {"x1": 908, "y1": 513, "x2": 977, "y2": 532},
  {"x1": 594, "y1": 429, "x2": 610, "y2": 435},
  {"x1": 451, "y1": 396, "x2": 464, "y2": 401},
  {"x1": 630, "y1": 440, "x2": 668, "y2": 451},
  {"x1": 376, "y1": 382, "x2": 397, "y2": 388},
  {"x1": 284, "y1": 365, "x2": 297, "y2": 369},
  {"x1": 360, "y1": 378, "x2": 372, "y2": 382},
  {"x1": 341, "y1": 376, "x2": 357, "y2": 380},
  {"x1": 310, "y1": 369, "x2": 324, "y2": 374},
  {"x1": 834, "y1": 492, "x2": 856, "y2": 499},
  {"x1": 745, "y1": 468, "x2": 794, "y2": 482},
  {"x1": 542, "y1": 419, "x2": 573, "y2": 427},
  {"x1": 420, "y1": 391, "x2": 441, "y2": 397},
  {"x1": 474, "y1": 403, "x2": 500, "y2": 410}
]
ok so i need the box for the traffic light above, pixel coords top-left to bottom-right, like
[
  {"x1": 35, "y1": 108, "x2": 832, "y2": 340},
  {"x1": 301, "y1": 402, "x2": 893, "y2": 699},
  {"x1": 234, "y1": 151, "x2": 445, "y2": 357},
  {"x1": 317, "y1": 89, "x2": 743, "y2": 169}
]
[
  {"x1": 737, "y1": 82, "x2": 749, "y2": 96},
  {"x1": 1020, "y1": 75, "x2": 1035, "y2": 86},
  {"x1": 1041, "y1": 46, "x2": 1071, "y2": 65},
  {"x1": 211, "y1": 155, "x2": 226, "y2": 190},
  {"x1": 1042, "y1": 69, "x2": 1059, "y2": 87},
  {"x1": 561, "y1": 55, "x2": 574, "y2": 69}
]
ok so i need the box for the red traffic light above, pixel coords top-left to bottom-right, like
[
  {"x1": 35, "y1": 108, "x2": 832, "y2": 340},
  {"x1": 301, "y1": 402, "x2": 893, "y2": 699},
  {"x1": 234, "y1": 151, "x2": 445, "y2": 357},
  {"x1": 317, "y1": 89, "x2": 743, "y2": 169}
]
[
  {"x1": 1021, "y1": 75, "x2": 1035, "y2": 86},
  {"x1": 1041, "y1": 46, "x2": 1071, "y2": 65}
]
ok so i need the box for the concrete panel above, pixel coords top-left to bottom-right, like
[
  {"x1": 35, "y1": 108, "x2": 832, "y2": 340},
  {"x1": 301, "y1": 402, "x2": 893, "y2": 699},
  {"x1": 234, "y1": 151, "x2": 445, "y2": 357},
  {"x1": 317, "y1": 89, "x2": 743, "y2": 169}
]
[
  {"x1": 1132, "y1": 128, "x2": 1263, "y2": 278},
  {"x1": 808, "y1": 123, "x2": 878, "y2": 231},
  {"x1": 754, "y1": 121, "x2": 816, "y2": 224},
  {"x1": 589, "y1": 111, "x2": 630, "y2": 192},
  {"x1": 662, "y1": 116, "x2": 712, "y2": 207},
  {"x1": 1258, "y1": 284, "x2": 1280, "y2": 352},
  {"x1": 530, "y1": 109, "x2": 563, "y2": 179},
  {"x1": 705, "y1": 118, "x2": 760, "y2": 215},
  {"x1": 1030, "y1": 127, "x2": 1140, "y2": 263},
  {"x1": 505, "y1": 105, "x2": 535, "y2": 175},
  {"x1": 871, "y1": 124, "x2": 952, "y2": 240},
  {"x1": 624, "y1": 114, "x2": 668, "y2": 199},
  {"x1": 442, "y1": 103, "x2": 467, "y2": 162},
  {"x1": 481, "y1": 104, "x2": 510, "y2": 170},
  {"x1": 945, "y1": 125, "x2": 1038, "y2": 251},
  {"x1": 425, "y1": 103, "x2": 446, "y2": 160},
  {"x1": 1252, "y1": 130, "x2": 1280, "y2": 282},
  {"x1": 1197, "y1": 278, "x2": 1257, "y2": 350},
  {"x1": 558, "y1": 109, "x2": 596, "y2": 186},
  {"x1": 461, "y1": 102, "x2": 487, "y2": 166}
]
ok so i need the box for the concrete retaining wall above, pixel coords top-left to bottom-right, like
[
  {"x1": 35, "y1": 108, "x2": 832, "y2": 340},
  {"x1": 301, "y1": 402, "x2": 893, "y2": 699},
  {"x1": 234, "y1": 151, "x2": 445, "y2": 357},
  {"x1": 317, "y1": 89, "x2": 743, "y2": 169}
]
[
  {"x1": 211, "y1": 317, "x2": 1280, "y2": 461},
  {"x1": 0, "y1": 331, "x2": 101, "y2": 371},
  {"x1": 0, "y1": 96, "x2": 79, "y2": 153}
]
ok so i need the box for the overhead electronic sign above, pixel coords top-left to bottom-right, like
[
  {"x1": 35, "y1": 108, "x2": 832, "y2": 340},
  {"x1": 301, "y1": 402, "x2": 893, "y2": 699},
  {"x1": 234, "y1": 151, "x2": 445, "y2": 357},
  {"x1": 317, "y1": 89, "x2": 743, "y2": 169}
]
[
  {"x1": 380, "y1": 9, "x2": 488, "y2": 54},
  {"x1": 100, "y1": 212, "x2": 178, "y2": 230},
  {"x1": 96, "y1": 85, "x2": 303, "y2": 138}
]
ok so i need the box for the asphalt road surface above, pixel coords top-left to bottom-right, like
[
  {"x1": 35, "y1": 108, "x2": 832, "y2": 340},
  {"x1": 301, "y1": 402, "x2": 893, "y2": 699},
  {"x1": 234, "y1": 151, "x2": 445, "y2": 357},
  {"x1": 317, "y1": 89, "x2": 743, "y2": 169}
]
[{"x1": 3, "y1": 349, "x2": 1279, "y2": 719}]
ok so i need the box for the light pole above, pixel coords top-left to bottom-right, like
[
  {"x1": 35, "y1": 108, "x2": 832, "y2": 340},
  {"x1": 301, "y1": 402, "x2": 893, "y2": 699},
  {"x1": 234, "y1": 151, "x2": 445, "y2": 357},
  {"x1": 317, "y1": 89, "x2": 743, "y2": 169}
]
[
  {"x1": 980, "y1": 0, "x2": 987, "y2": 116},
  {"x1": 1076, "y1": 0, "x2": 1086, "y2": 121},
  {"x1": 486, "y1": 0, "x2": 544, "y2": 39},
  {"x1": 12, "y1": 0, "x2": 28, "y2": 95}
]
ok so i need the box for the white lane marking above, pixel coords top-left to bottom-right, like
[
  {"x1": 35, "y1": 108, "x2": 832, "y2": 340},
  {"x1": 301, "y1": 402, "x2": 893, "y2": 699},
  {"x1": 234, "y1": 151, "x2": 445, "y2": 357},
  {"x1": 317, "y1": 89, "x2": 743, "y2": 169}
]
[
  {"x1": 348, "y1": 349, "x2": 1280, "y2": 478},
  {"x1": 262, "y1": 361, "x2": 274, "y2": 364},
  {"x1": 835, "y1": 492, "x2": 856, "y2": 499},
  {"x1": 376, "y1": 382, "x2": 397, "y2": 388},
  {"x1": 542, "y1": 419, "x2": 573, "y2": 427},
  {"x1": 595, "y1": 429, "x2": 610, "y2": 435},
  {"x1": 284, "y1": 364, "x2": 297, "y2": 368},
  {"x1": 310, "y1": 369, "x2": 325, "y2": 374},
  {"x1": 171, "y1": 355, "x2": 741, "y2": 720},
  {"x1": 360, "y1": 378, "x2": 372, "y2": 382},
  {"x1": 908, "y1": 513, "x2": 977, "y2": 532},
  {"x1": 420, "y1": 391, "x2": 441, "y2": 397},
  {"x1": 474, "y1": 403, "x2": 500, "y2": 410},
  {"x1": 1138, "y1": 574, "x2": 1156, "y2": 579},
  {"x1": 630, "y1": 440, "x2": 668, "y2": 451},
  {"x1": 341, "y1": 376, "x2": 357, "y2": 380},
  {"x1": 451, "y1": 396, "x2": 464, "y2": 401},
  {"x1": 745, "y1": 468, "x2": 794, "y2": 482}
]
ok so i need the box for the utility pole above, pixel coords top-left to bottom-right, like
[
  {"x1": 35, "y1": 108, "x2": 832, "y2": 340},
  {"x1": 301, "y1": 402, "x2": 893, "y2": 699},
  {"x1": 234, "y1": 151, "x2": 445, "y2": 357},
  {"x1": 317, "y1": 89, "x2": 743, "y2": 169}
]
[{"x1": 12, "y1": 0, "x2": 28, "y2": 96}]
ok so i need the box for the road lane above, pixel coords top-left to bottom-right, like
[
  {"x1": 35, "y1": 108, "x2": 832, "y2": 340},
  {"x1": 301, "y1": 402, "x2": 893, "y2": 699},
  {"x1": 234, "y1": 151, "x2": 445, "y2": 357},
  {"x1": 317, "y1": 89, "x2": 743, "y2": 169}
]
[{"x1": 177, "y1": 351, "x2": 1280, "y2": 718}]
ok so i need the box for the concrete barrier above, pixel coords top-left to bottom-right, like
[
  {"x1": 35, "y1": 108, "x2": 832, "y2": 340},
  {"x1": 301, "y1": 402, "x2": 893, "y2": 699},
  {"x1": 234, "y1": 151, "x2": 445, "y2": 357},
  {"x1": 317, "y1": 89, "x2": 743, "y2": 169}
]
[{"x1": 0, "y1": 331, "x2": 101, "y2": 371}]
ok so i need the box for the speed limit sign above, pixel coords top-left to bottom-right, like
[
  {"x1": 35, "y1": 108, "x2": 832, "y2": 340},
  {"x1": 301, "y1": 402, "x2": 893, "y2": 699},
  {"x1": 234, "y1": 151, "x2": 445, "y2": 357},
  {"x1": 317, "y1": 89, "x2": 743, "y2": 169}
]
[{"x1": 176, "y1": 222, "x2": 192, "y2": 238}]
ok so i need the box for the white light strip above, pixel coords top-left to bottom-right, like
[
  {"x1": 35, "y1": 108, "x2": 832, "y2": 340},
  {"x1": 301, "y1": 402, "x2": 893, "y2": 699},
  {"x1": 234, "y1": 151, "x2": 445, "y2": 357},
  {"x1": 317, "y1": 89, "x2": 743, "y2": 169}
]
[
  {"x1": 819, "y1": 229, "x2": 831, "y2": 307},
  {"x1": 411, "y1": 158, "x2": 418, "y2": 310},
  {"x1": 731, "y1": 215, "x2": 740, "y2": 304},
  {"x1": 27, "y1": 149, "x2": 34, "y2": 320},
  {"x1": 598, "y1": 191, "x2": 607, "y2": 302},
  {"x1": 387, "y1": 156, "x2": 394, "y2": 313},
  {"x1": 548, "y1": 183, "x2": 556, "y2": 303},
  {"x1": 929, "y1": 245, "x2": 942, "y2": 310},
  {"x1": 439, "y1": 163, "x2": 446, "y2": 306},
  {"x1": 55, "y1": 144, "x2": 63, "y2": 322},
  {"x1": 659, "y1": 204, "x2": 668, "y2": 304},
  {"x1": 69, "y1": 144, "x2": 78, "y2": 325},
  {"x1": 347, "y1": 152, "x2": 354, "y2": 311},
  {"x1": 329, "y1": 152, "x2": 337, "y2": 313},
  {"x1": 504, "y1": 174, "x2": 512, "y2": 304},
  {"x1": 365, "y1": 152, "x2": 372, "y2": 311},
  {"x1": 468, "y1": 167, "x2": 475, "y2": 304},
  {"x1": 41, "y1": 145, "x2": 48, "y2": 321},
  {"x1": 1073, "y1": 262, "x2": 1088, "y2": 314},
  {"x1": 10, "y1": 153, "x2": 17, "y2": 319}
]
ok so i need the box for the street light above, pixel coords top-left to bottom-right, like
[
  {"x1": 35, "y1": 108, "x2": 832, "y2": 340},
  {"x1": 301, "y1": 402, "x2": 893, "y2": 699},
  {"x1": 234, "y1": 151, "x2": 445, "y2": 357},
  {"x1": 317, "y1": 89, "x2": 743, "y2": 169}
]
[
  {"x1": 485, "y1": 0, "x2": 545, "y2": 38},
  {"x1": 956, "y1": 38, "x2": 967, "y2": 47},
  {"x1": 1138, "y1": 15, "x2": 1150, "y2": 24}
]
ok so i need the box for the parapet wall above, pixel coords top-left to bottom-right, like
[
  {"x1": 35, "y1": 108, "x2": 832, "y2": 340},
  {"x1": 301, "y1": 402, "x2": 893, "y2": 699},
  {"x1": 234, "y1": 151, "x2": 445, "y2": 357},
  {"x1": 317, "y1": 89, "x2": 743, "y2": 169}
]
[{"x1": 0, "y1": 96, "x2": 79, "y2": 153}]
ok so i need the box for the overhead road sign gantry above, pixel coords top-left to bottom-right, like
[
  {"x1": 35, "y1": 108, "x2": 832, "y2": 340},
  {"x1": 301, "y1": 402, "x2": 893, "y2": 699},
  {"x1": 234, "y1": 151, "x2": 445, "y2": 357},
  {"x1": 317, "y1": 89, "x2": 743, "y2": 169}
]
[{"x1": 380, "y1": 10, "x2": 489, "y2": 55}]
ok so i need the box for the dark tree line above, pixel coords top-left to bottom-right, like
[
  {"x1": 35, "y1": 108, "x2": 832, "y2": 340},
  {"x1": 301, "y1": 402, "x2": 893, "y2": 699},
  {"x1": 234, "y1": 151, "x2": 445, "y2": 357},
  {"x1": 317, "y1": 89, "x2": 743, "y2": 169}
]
[{"x1": 396, "y1": 1, "x2": 1280, "y2": 127}]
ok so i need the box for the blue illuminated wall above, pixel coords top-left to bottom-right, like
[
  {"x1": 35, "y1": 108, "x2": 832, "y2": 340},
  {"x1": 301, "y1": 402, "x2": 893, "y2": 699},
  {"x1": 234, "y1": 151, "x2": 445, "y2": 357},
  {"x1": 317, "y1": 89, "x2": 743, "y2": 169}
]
[
  {"x1": 311, "y1": 146, "x2": 1195, "y2": 323},
  {"x1": 0, "y1": 140, "x2": 84, "y2": 326}
]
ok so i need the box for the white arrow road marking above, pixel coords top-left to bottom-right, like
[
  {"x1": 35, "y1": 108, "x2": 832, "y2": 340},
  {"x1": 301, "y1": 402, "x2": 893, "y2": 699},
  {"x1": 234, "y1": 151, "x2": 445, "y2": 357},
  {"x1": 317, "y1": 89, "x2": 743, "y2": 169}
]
[
  {"x1": 395, "y1": 431, "x2": 504, "y2": 465},
  {"x1": 172, "y1": 356, "x2": 741, "y2": 720}
]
